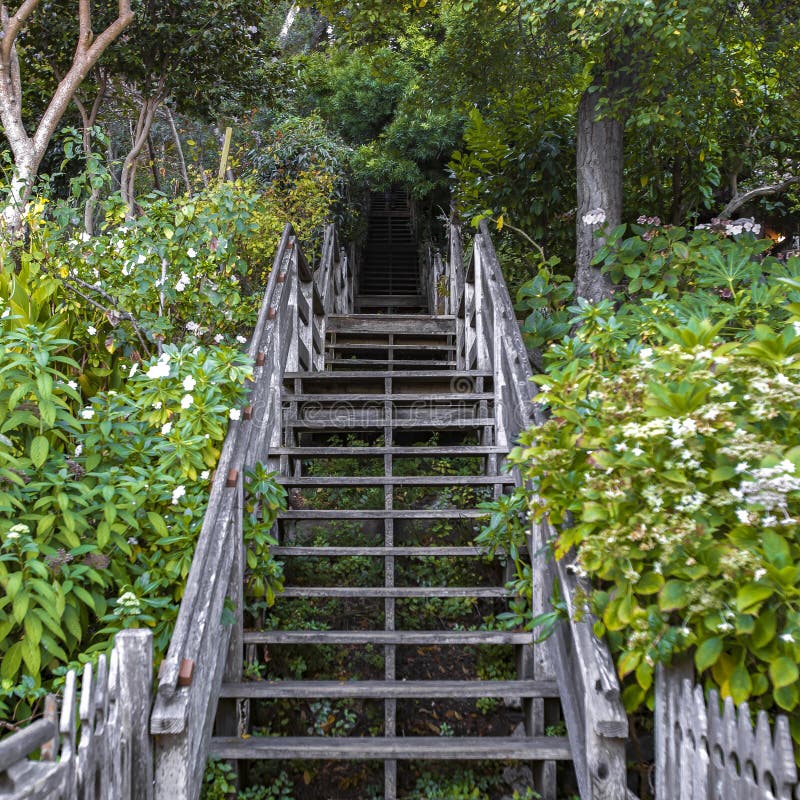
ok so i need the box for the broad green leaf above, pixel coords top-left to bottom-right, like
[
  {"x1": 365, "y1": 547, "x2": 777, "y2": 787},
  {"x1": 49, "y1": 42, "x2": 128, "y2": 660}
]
[
  {"x1": 659, "y1": 580, "x2": 691, "y2": 611},
  {"x1": 729, "y1": 664, "x2": 751, "y2": 704},
  {"x1": 30, "y1": 435, "x2": 48, "y2": 468},
  {"x1": 769, "y1": 657, "x2": 799, "y2": 689},
  {"x1": 736, "y1": 583, "x2": 773, "y2": 613},
  {"x1": 695, "y1": 637, "x2": 724, "y2": 672}
]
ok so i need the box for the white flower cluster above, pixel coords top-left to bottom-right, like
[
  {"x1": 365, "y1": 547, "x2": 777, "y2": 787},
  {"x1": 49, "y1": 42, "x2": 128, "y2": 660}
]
[
  {"x1": 147, "y1": 352, "x2": 172, "y2": 380},
  {"x1": 695, "y1": 217, "x2": 761, "y2": 236},
  {"x1": 175, "y1": 271, "x2": 190, "y2": 293},
  {"x1": 172, "y1": 485, "x2": 186, "y2": 505},
  {"x1": 117, "y1": 591, "x2": 140, "y2": 609},
  {"x1": 734, "y1": 460, "x2": 800, "y2": 517},
  {"x1": 6, "y1": 523, "x2": 30, "y2": 540},
  {"x1": 582, "y1": 208, "x2": 607, "y2": 226}
]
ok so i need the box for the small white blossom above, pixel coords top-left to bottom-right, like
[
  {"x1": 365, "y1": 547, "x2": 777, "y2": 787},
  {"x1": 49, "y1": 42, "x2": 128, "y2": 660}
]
[
  {"x1": 236, "y1": 335, "x2": 247, "y2": 344},
  {"x1": 74, "y1": 444, "x2": 83, "y2": 457},
  {"x1": 736, "y1": 509, "x2": 750, "y2": 524},
  {"x1": 214, "y1": 334, "x2": 224, "y2": 343},
  {"x1": 229, "y1": 408, "x2": 241, "y2": 421},
  {"x1": 183, "y1": 375, "x2": 197, "y2": 391},
  {"x1": 181, "y1": 394, "x2": 194, "y2": 409},
  {"x1": 161, "y1": 421, "x2": 173, "y2": 435},
  {"x1": 780, "y1": 633, "x2": 795, "y2": 644},
  {"x1": 582, "y1": 208, "x2": 606, "y2": 226},
  {"x1": 201, "y1": 470, "x2": 210, "y2": 480},
  {"x1": 146, "y1": 361, "x2": 171, "y2": 380},
  {"x1": 87, "y1": 325, "x2": 97, "y2": 336},
  {"x1": 754, "y1": 568, "x2": 767, "y2": 581},
  {"x1": 172, "y1": 485, "x2": 186, "y2": 505},
  {"x1": 152, "y1": 401, "x2": 163, "y2": 410},
  {"x1": 129, "y1": 363, "x2": 138, "y2": 378},
  {"x1": 81, "y1": 407, "x2": 95, "y2": 420},
  {"x1": 187, "y1": 247, "x2": 197, "y2": 258},
  {"x1": 67, "y1": 380, "x2": 78, "y2": 390}
]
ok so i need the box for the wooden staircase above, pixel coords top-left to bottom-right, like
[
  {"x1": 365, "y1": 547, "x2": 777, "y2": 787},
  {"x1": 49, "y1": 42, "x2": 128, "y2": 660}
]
[
  {"x1": 211, "y1": 313, "x2": 570, "y2": 798},
  {"x1": 357, "y1": 190, "x2": 425, "y2": 313},
  {"x1": 150, "y1": 222, "x2": 631, "y2": 800}
]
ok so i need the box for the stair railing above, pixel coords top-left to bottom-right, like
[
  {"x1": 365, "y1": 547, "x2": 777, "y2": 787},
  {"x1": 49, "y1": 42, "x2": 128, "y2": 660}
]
[
  {"x1": 150, "y1": 223, "x2": 347, "y2": 800},
  {"x1": 450, "y1": 220, "x2": 632, "y2": 800}
]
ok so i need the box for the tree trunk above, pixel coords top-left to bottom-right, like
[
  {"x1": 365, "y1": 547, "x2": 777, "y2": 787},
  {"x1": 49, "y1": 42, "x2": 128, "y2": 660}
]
[
  {"x1": 120, "y1": 89, "x2": 164, "y2": 217},
  {"x1": 165, "y1": 106, "x2": 191, "y2": 194},
  {"x1": 575, "y1": 86, "x2": 623, "y2": 302}
]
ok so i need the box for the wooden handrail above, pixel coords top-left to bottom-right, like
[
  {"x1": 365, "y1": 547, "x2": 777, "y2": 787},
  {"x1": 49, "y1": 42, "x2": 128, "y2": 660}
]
[
  {"x1": 448, "y1": 220, "x2": 631, "y2": 800},
  {"x1": 150, "y1": 223, "x2": 347, "y2": 800}
]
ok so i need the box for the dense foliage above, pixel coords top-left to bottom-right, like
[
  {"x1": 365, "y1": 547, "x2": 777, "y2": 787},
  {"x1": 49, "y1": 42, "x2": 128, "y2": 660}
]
[
  {"x1": 485, "y1": 223, "x2": 800, "y2": 744},
  {"x1": 0, "y1": 167, "x2": 337, "y2": 722}
]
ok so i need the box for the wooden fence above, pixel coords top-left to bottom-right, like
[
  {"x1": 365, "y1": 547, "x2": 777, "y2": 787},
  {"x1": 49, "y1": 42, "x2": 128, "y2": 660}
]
[
  {"x1": 0, "y1": 630, "x2": 153, "y2": 800},
  {"x1": 656, "y1": 661, "x2": 799, "y2": 800}
]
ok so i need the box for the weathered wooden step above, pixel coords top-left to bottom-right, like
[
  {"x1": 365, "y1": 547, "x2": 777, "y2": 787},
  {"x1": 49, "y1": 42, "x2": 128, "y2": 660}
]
[
  {"x1": 284, "y1": 417, "x2": 495, "y2": 429},
  {"x1": 219, "y1": 679, "x2": 558, "y2": 699},
  {"x1": 210, "y1": 736, "x2": 572, "y2": 761},
  {"x1": 271, "y1": 446, "x2": 507, "y2": 457},
  {"x1": 270, "y1": 546, "x2": 496, "y2": 557},
  {"x1": 327, "y1": 359, "x2": 457, "y2": 368},
  {"x1": 276, "y1": 475, "x2": 513, "y2": 487},
  {"x1": 280, "y1": 509, "x2": 486, "y2": 520},
  {"x1": 281, "y1": 393, "x2": 494, "y2": 403},
  {"x1": 326, "y1": 343, "x2": 455, "y2": 352},
  {"x1": 244, "y1": 630, "x2": 531, "y2": 645},
  {"x1": 327, "y1": 315, "x2": 455, "y2": 335},
  {"x1": 355, "y1": 295, "x2": 426, "y2": 308},
  {"x1": 278, "y1": 586, "x2": 512, "y2": 598},
  {"x1": 284, "y1": 369, "x2": 491, "y2": 380}
]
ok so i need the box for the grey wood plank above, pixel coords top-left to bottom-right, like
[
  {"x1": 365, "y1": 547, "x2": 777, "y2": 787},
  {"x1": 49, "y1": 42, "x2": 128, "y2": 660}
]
[
  {"x1": 284, "y1": 417, "x2": 496, "y2": 429},
  {"x1": 243, "y1": 630, "x2": 532, "y2": 645},
  {"x1": 284, "y1": 370, "x2": 493, "y2": 380},
  {"x1": 209, "y1": 735, "x2": 572, "y2": 761},
  {"x1": 280, "y1": 509, "x2": 487, "y2": 519},
  {"x1": 278, "y1": 586, "x2": 512, "y2": 598},
  {"x1": 270, "y1": 546, "x2": 494, "y2": 557},
  {"x1": 270, "y1": 446, "x2": 507, "y2": 456},
  {"x1": 276, "y1": 475, "x2": 513, "y2": 486},
  {"x1": 219, "y1": 679, "x2": 560, "y2": 699},
  {"x1": 282, "y1": 393, "x2": 494, "y2": 402}
]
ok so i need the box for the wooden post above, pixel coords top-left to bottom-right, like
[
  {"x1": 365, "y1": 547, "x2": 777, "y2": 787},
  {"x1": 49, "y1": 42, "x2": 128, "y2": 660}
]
[
  {"x1": 217, "y1": 127, "x2": 233, "y2": 182},
  {"x1": 117, "y1": 629, "x2": 155, "y2": 800}
]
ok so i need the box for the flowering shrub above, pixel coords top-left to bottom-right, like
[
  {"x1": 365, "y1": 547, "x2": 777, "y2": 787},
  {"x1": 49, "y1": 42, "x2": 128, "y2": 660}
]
[
  {"x1": 0, "y1": 171, "x2": 322, "y2": 721},
  {"x1": 490, "y1": 223, "x2": 800, "y2": 744},
  {"x1": 514, "y1": 320, "x2": 800, "y2": 720}
]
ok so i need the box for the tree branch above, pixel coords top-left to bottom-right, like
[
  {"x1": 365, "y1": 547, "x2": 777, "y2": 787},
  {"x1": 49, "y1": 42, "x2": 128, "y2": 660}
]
[
  {"x1": 0, "y1": 0, "x2": 42, "y2": 64},
  {"x1": 61, "y1": 273, "x2": 151, "y2": 355},
  {"x1": 32, "y1": 0, "x2": 134, "y2": 157},
  {"x1": 721, "y1": 176, "x2": 800, "y2": 219}
]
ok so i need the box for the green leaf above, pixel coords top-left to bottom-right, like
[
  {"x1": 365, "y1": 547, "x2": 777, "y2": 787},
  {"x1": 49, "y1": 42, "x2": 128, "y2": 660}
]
[
  {"x1": 695, "y1": 637, "x2": 724, "y2": 672},
  {"x1": 736, "y1": 583, "x2": 773, "y2": 613},
  {"x1": 30, "y1": 435, "x2": 49, "y2": 468},
  {"x1": 147, "y1": 512, "x2": 168, "y2": 537},
  {"x1": 636, "y1": 572, "x2": 664, "y2": 595},
  {"x1": 1, "y1": 642, "x2": 23, "y2": 680},
  {"x1": 581, "y1": 502, "x2": 607, "y2": 522},
  {"x1": 774, "y1": 683, "x2": 799, "y2": 712},
  {"x1": 762, "y1": 531, "x2": 790, "y2": 568},
  {"x1": 769, "y1": 657, "x2": 799, "y2": 689},
  {"x1": 729, "y1": 664, "x2": 752, "y2": 704},
  {"x1": 659, "y1": 580, "x2": 691, "y2": 611}
]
